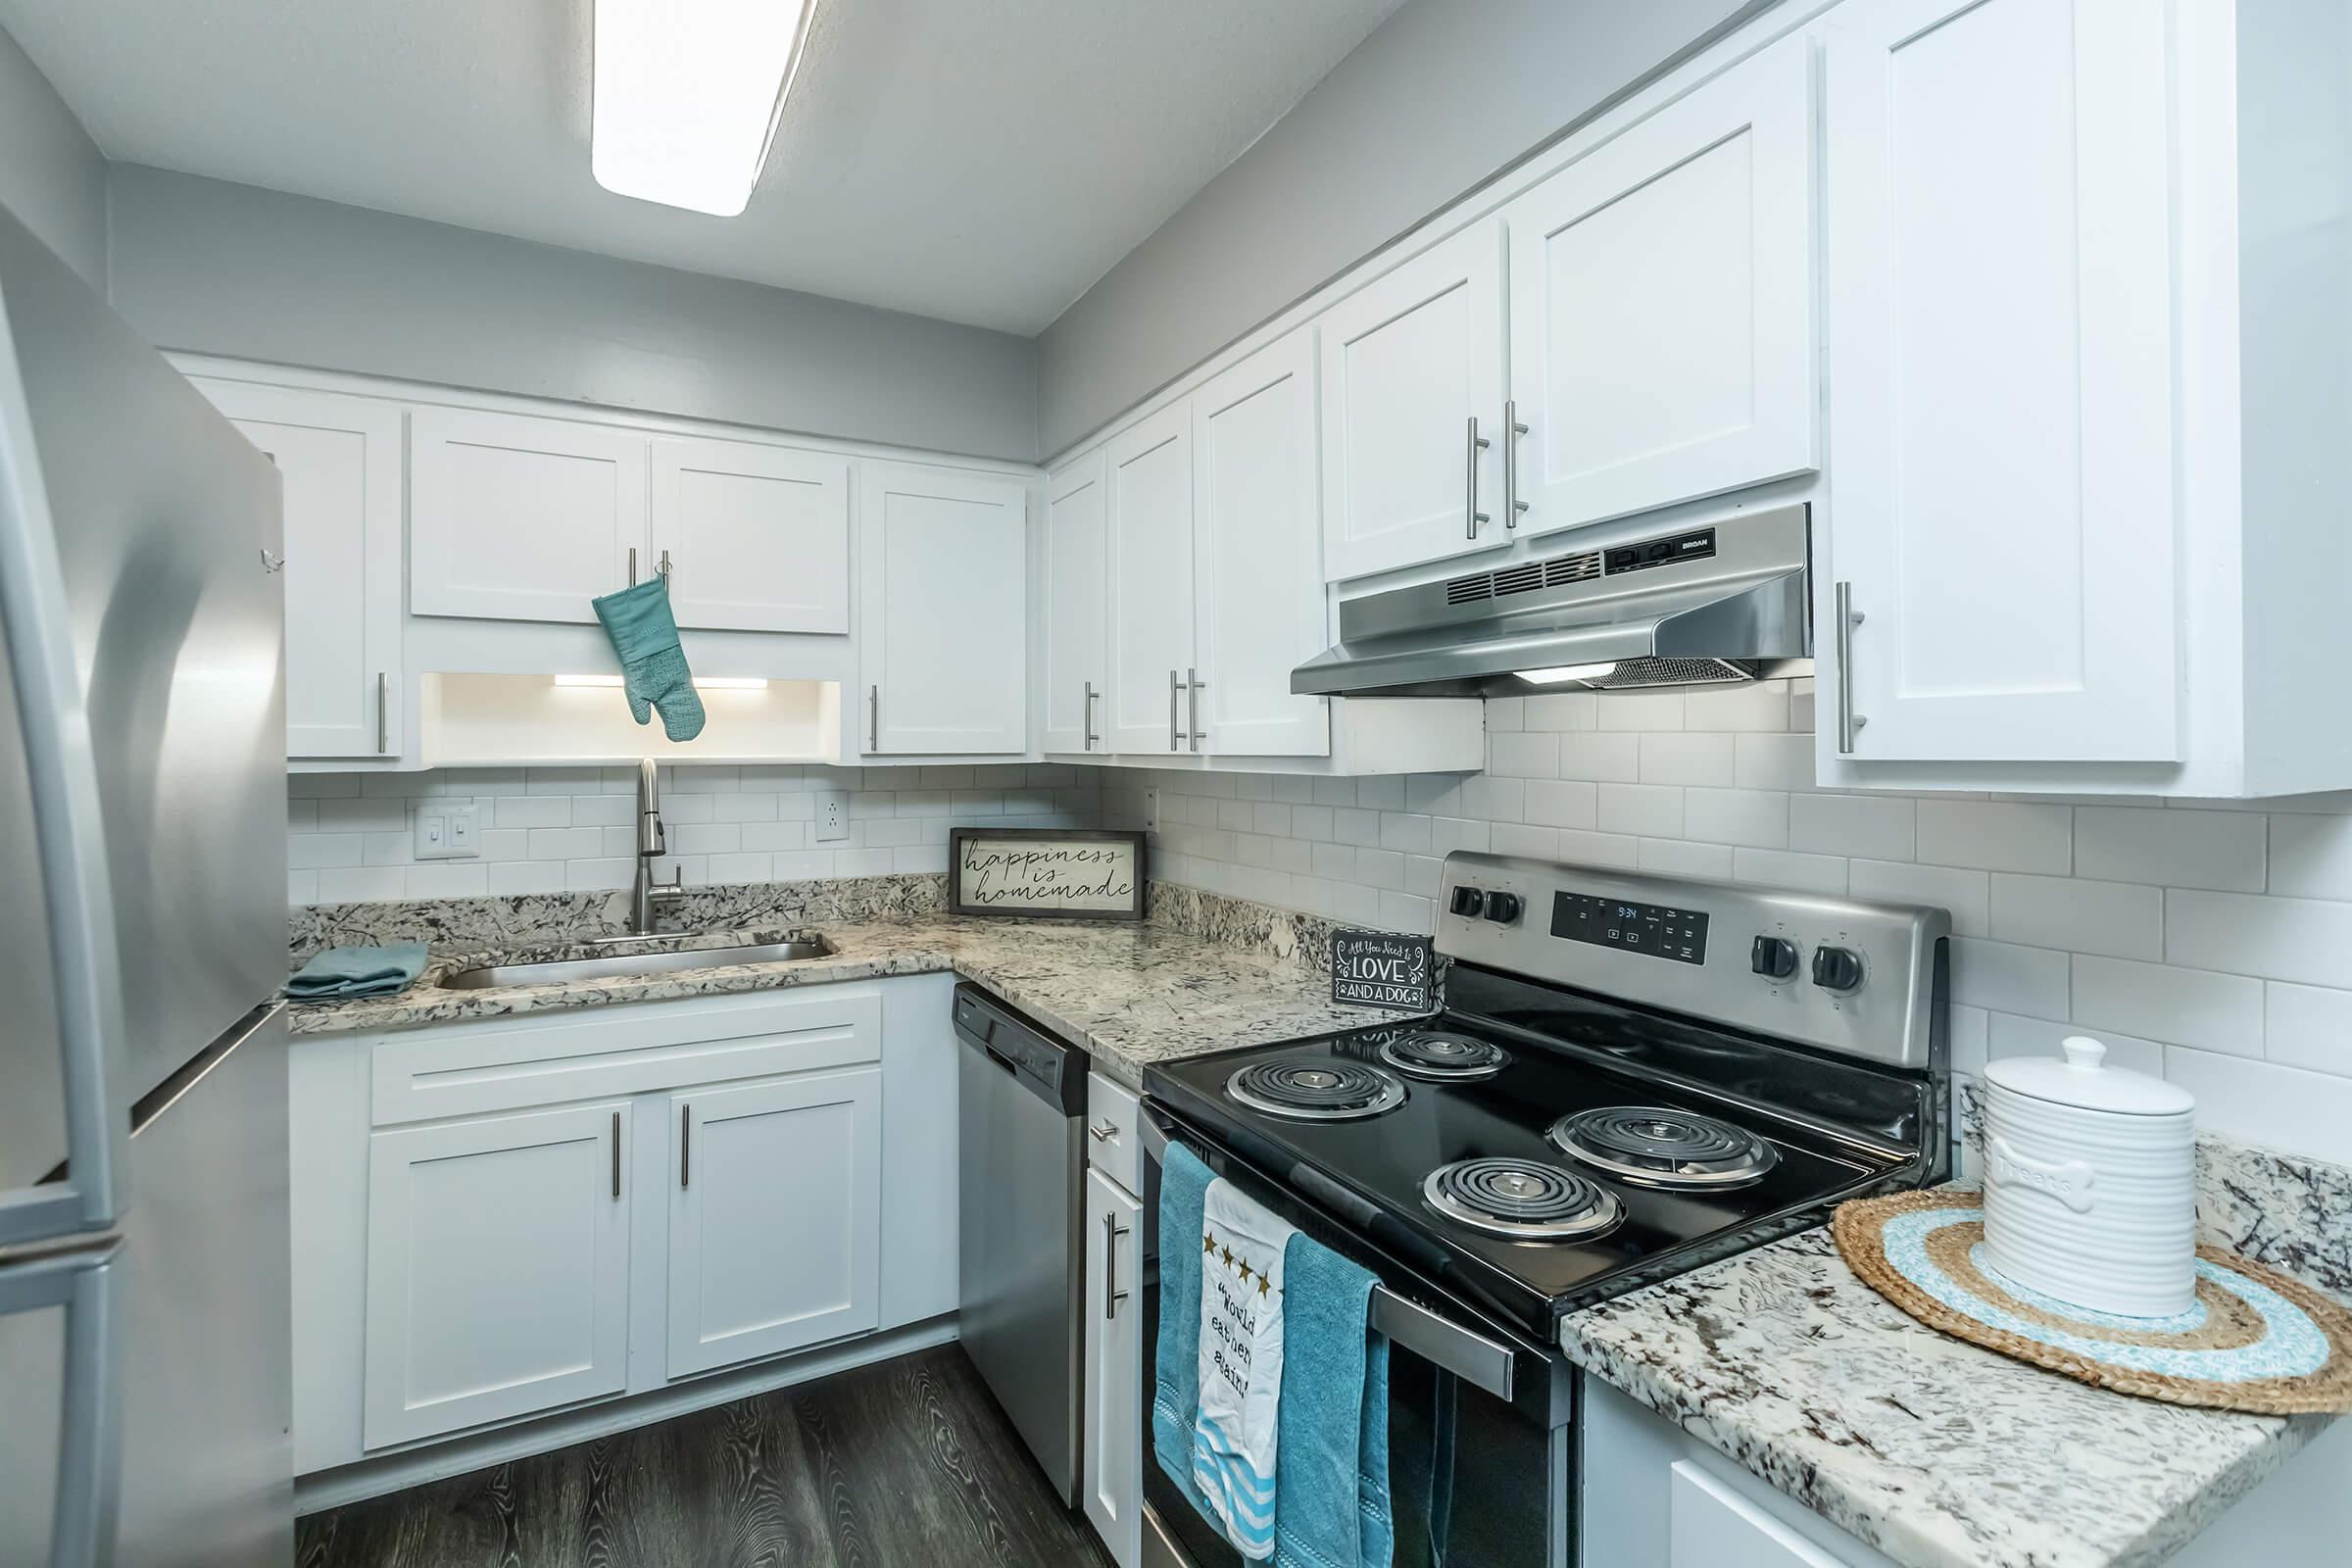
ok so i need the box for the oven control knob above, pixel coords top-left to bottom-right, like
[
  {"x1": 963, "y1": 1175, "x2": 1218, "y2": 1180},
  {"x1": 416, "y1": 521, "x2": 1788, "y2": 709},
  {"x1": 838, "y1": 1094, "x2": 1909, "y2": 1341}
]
[
  {"x1": 1811, "y1": 945, "x2": 1865, "y2": 993},
  {"x1": 1482, "y1": 890, "x2": 1524, "y2": 925},
  {"x1": 1750, "y1": 936, "x2": 1798, "y2": 980},
  {"x1": 1448, "y1": 885, "x2": 1487, "y2": 917}
]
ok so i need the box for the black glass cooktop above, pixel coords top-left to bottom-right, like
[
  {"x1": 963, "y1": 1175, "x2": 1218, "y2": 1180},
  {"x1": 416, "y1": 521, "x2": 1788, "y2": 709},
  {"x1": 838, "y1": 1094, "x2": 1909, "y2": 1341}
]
[{"x1": 1143, "y1": 984, "x2": 1931, "y2": 1337}]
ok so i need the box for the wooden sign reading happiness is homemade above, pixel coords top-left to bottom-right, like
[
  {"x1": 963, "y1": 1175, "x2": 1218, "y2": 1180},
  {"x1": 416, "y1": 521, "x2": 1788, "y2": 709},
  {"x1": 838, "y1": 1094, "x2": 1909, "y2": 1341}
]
[{"x1": 949, "y1": 829, "x2": 1146, "y2": 920}]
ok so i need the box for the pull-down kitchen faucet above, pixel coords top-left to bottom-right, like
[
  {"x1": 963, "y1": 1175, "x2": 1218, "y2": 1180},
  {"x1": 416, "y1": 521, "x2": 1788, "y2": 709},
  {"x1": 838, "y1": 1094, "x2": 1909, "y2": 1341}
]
[{"x1": 631, "y1": 758, "x2": 686, "y2": 935}]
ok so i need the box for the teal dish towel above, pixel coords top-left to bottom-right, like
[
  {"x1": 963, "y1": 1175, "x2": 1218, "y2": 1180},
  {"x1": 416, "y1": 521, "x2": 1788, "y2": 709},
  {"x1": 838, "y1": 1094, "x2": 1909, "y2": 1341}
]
[
  {"x1": 1152, "y1": 1142, "x2": 1216, "y2": 1513},
  {"x1": 283, "y1": 943, "x2": 429, "y2": 1001},
  {"x1": 1274, "y1": 1235, "x2": 1393, "y2": 1568},
  {"x1": 590, "y1": 576, "x2": 705, "y2": 742}
]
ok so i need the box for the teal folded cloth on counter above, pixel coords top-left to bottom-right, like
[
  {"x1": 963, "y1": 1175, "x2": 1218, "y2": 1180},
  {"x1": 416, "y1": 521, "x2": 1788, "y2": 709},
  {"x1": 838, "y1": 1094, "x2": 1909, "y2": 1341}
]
[
  {"x1": 283, "y1": 943, "x2": 429, "y2": 1000},
  {"x1": 1273, "y1": 1234, "x2": 1392, "y2": 1568},
  {"x1": 590, "y1": 575, "x2": 705, "y2": 742}
]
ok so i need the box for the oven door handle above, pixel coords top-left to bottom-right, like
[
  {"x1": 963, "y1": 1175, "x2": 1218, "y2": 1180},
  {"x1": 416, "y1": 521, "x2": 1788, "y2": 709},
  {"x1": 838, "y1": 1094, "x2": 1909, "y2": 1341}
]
[{"x1": 1142, "y1": 1109, "x2": 1517, "y2": 1403}]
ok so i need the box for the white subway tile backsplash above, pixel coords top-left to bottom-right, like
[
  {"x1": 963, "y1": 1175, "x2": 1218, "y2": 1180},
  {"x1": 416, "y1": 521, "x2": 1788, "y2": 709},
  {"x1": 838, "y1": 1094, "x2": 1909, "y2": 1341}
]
[
  {"x1": 2167, "y1": 889, "x2": 2352, "y2": 989},
  {"x1": 1640, "y1": 733, "x2": 1736, "y2": 787},
  {"x1": 494, "y1": 796, "x2": 570, "y2": 829},
  {"x1": 1733, "y1": 733, "x2": 1816, "y2": 793},
  {"x1": 1638, "y1": 838, "x2": 1733, "y2": 878},
  {"x1": 2264, "y1": 982, "x2": 2352, "y2": 1077},
  {"x1": 1682, "y1": 680, "x2": 1788, "y2": 732},
  {"x1": 1916, "y1": 800, "x2": 2070, "y2": 874},
  {"x1": 1731, "y1": 848, "x2": 1846, "y2": 896},
  {"x1": 2266, "y1": 813, "x2": 2352, "y2": 901},
  {"x1": 1788, "y1": 793, "x2": 1915, "y2": 862},
  {"x1": 1522, "y1": 692, "x2": 1595, "y2": 732},
  {"x1": 1846, "y1": 859, "x2": 1989, "y2": 937},
  {"x1": 1597, "y1": 783, "x2": 1683, "y2": 839},
  {"x1": 1556, "y1": 829, "x2": 1641, "y2": 869},
  {"x1": 1681, "y1": 788, "x2": 1788, "y2": 850},
  {"x1": 1986, "y1": 1010, "x2": 2165, "y2": 1076},
  {"x1": 1487, "y1": 732, "x2": 1561, "y2": 779},
  {"x1": 1524, "y1": 779, "x2": 1598, "y2": 830},
  {"x1": 315, "y1": 797, "x2": 408, "y2": 833},
  {"x1": 1488, "y1": 823, "x2": 1560, "y2": 859},
  {"x1": 1557, "y1": 733, "x2": 1642, "y2": 783},
  {"x1": 2163, "y1": 1050, "x2": 2352, "y2": 1165},
  {"x1": 2074, "y1": 807, "x2": 2266, "y2": 893},
  {"x1": 1596, "y1": 691, "x2": 1683, "y2": 731},
  {"x1": 2072, "y1": 955, "x2": 2263, "y2": 1055},
  {"x1": 1948, "y1": 937, "x2": 2069, "y2": 1021},
  {"x1": 316, "y1": 865, "x2": 403, "y2": 902},
  {"x1": 1989, "y1": 873, "x2": 2163, "y2": 961}
]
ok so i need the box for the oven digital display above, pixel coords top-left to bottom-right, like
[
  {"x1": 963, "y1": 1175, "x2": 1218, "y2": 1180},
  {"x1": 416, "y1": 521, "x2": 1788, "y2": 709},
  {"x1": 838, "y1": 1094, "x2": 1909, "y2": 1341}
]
[{"x1": 1550, "y1": 892, "x2": 1708, "y2": 964}]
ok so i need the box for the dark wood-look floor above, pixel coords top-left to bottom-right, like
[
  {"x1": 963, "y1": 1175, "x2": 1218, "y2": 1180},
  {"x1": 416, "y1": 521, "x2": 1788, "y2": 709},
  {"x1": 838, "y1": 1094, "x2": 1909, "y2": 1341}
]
[{"x1": 298, "y1": 1346, "x2": 1116, "y2": 1568}]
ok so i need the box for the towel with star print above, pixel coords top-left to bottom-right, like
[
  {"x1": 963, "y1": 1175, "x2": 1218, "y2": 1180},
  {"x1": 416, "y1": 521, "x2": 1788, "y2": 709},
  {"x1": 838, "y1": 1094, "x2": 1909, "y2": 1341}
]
[{"x1": 1193, "y1": 1177, "x2": 1298, "y2": 1560}]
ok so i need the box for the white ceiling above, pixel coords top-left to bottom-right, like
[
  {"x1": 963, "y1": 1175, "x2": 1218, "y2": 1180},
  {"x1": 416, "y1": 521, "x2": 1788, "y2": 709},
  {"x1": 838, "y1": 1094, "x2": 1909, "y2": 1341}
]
[{"x1": 0, "y1": 0, "x2": 1405, "y2": 334}]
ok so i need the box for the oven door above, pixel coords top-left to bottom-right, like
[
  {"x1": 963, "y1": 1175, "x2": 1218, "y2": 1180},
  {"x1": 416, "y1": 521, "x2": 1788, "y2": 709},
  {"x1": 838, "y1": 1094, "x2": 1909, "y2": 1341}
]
[{"x1": 1139, "y1": 1100, "x2": 1576, "y2": 1568}]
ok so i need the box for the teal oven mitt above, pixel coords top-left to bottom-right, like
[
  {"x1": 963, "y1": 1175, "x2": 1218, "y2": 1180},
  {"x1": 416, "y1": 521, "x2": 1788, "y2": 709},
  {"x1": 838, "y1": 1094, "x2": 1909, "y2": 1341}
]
[{"x1": 590, "y1": 576, "x2": 706, "y2": 742}]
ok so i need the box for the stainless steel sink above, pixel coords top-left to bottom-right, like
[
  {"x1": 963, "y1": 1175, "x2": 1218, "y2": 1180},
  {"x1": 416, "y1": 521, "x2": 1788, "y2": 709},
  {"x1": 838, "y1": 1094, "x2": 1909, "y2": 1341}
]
[{"x1": 440, "y1": 934, "x2": 835, "y2": 990}]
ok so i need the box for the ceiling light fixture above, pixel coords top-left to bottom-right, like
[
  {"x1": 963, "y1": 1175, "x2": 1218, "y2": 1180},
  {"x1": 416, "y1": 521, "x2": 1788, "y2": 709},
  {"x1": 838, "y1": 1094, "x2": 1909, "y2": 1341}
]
[
  {"x1": 592, "y1": 0, "x2": 816, "y2": 217},
  {"x1": 1516, "y1": 663, "x2": 1621, "y2": 686}
]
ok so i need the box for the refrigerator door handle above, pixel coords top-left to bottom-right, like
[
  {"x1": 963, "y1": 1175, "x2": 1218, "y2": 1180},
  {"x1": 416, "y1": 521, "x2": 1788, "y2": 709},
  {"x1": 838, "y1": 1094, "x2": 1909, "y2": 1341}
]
[
  {"x1": 0, "y1": 1241, "x2": 124, "y2": 1567},
  {"x1": 0, "y1": 421, "x2": 132, "y2": 1241}
]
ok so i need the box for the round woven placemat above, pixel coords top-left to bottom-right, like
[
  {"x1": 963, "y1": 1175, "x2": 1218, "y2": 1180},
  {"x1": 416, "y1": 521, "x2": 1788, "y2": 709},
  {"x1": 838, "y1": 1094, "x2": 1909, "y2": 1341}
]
[{"x1": 1833, "y1": 1189, "x2": 2352, "y2": 1414}]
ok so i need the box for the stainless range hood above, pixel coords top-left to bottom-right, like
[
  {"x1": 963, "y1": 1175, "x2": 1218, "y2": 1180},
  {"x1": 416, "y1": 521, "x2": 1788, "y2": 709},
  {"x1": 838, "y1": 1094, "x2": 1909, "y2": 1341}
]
[{"x1": 1293, "y1": 502, "x2": 1811, "y2": 698}]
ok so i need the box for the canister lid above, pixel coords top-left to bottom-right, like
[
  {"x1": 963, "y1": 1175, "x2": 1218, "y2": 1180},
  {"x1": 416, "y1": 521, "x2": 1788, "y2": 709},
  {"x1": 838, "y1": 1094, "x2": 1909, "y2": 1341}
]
[{"x1": 1985, "y1": 1036, "x2": 2196, "y2": 1117}]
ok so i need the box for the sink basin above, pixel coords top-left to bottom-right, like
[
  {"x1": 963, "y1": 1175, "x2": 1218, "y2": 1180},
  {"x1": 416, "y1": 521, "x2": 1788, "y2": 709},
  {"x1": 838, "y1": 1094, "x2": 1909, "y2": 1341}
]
[{"x1": 440, "y1": 933, "x2": 835, "y2": 990}]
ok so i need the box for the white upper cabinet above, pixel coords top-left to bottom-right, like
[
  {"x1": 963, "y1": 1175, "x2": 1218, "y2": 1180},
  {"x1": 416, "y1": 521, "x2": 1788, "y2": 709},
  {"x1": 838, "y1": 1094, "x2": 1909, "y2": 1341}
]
[
  {"x1": 1506, "y1": 33, "x2": 1818, "y2": 538},
  {"x1": 858, "y1": 463, "x2": 1028, "y2": 755},
  {"x1": 1821, "y1": 0, "x2": 2177, "y2": 763},
  {"x1": 195, "y1": 381, "x2": 404, "y2": 760},
  {"x1": 410, "y1": 408, "x2": 644, "y2": 624},
  {"x1": 1191, "y1": 330, "x2": 1330, "y2": 757},
  {"x1": 650, "y1": 437, "x2": 851, "y2": 634},
  {"x1": 1041, "y1": 451, "x2": 1109, "y2": 755},
  {"x1": 1318, "y1": 220, "x2": 1507, "y2": 582},
  {"x1": 1103, "y1": 404, "x2": 1198, "y2": 754},
  {"x1": 664, "y1": 1068, "x2": 881, "y2": 1379}
]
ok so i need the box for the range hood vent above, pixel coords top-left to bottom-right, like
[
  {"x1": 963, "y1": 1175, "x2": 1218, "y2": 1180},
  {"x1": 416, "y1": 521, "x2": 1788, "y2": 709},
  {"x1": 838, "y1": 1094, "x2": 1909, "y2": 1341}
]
[{"x1": 1294, "y1": 504, "x2": 1811, "y2": 699}]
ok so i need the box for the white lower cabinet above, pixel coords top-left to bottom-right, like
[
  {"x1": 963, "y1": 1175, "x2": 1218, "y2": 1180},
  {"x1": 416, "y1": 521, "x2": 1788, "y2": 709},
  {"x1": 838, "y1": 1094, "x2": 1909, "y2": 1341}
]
[
  {"x1": 362, "y1": 1102, "x2": 633, "y2": 1449},
  {"x1": 297, "y1": 982, "x2": 958, "y2": 1474},
  {"x1": 1082, "y1": 1079, "x2": 1144, "y2": 1568},
  {"x1": 663, "y1": 1068, "x2": 881, "y2": 1378}
]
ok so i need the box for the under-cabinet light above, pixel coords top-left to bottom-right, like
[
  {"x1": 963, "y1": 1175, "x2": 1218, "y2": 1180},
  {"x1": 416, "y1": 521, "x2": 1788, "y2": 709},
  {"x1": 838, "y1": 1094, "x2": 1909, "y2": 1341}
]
[
  {"x1": 591, "y1": 0, "x2": 816, "y2": 217},
  {"x1": 1515, "y1": 663, "x2": 1621, "y2": 686},
  {"x1": 554, "y1": 674, "x2": 770, "y2": 691}
]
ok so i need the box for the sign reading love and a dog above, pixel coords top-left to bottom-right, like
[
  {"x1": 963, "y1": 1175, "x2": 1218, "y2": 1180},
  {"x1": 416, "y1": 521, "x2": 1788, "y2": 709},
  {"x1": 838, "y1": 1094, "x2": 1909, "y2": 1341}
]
[{"x1": 1330, "y1": 928, "x2": 1437, "y2": 1011}]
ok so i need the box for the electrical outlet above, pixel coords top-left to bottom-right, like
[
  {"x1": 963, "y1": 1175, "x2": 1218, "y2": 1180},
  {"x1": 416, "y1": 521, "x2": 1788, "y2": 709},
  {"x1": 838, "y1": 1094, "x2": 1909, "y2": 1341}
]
[
  {"x1": 1143, "y1": 789, "x2": 1160, "y2": 833},
  {"x1": 415, "y1": 800, "x2": 479, "y2": 859},
  {"x1": 814, "y1": 789, "x2": 850, "y2": 843}
]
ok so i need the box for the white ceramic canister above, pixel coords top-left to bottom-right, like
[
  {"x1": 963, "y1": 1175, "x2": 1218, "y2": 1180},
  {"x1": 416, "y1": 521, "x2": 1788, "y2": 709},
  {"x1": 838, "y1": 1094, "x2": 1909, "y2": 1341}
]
[{"x1": 1981, "y1": 1037, "x2": 2197, "y2": 1318}]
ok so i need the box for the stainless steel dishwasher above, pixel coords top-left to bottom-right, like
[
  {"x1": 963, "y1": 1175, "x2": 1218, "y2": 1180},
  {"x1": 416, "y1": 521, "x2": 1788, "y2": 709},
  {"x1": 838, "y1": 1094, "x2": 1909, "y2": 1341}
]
[{"x1": 955, "y1": 982, "x2": 1089, "y2": 1507}]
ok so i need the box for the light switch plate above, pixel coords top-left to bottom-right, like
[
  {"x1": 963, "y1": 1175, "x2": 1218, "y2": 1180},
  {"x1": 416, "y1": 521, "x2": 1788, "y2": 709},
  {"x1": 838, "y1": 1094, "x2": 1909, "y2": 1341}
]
[
  {"x1": 814, "y1": 789, "x2": 850, "y2": 843},
  {"x1": 415, "y1": 800, "x2": 479, "y2": 860}
]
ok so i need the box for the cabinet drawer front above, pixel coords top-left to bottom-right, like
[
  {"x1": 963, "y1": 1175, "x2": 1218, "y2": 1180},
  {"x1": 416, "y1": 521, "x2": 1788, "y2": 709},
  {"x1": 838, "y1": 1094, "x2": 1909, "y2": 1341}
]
[
  {"x1": 1086, "y1": 1074, "x2": 1141, "y2": 1196},
  {"x1": 369, "y1": 989, "x2": 883, "y2": 1125},
  {"x1": 1669, "y1": 1460, "x2": 1868, "y2": 1568},
  {"x1": 665, "y1": 1067, "x2": 883, "y2": 1377},
  {"x1": 363, "y1": 1101, "x2": 632, "y2": 1448}
]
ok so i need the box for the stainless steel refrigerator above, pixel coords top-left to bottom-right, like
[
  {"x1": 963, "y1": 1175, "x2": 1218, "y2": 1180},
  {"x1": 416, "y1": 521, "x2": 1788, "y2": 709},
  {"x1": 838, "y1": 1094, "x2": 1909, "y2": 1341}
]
[{"x1": 0, "y1": 198, "x2": 293, "y2": 1566}]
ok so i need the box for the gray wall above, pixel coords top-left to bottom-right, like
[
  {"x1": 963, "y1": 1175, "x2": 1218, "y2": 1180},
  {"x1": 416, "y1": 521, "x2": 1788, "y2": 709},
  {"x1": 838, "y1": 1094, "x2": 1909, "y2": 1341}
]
[
  {"x1": 1035, "y1": 0, "x2": 1762, "y2": 457},
  {"x1": 0, "y1": 24, "x2": 107, "y2": 287},
  {"x1": 107, "y1": 167, "x2": 1040, "y2": 463}
]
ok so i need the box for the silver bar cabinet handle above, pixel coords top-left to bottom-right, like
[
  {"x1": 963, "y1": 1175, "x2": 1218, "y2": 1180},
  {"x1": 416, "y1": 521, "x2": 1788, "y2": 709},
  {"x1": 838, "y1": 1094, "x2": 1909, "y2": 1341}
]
[
  {"x1": 1836, "y1": 580, "x2": 1867, "y2": 755},
  {"x1": 1464, "y1": 416, "x2": 1492, "y2": 539},
  {"x1": 1504, "y1": 400, "x2": 1529, "y2": 529},
  {"x1": 679, "y1": 1103, "x2": 691, "y2": 1189},
  {"x1": 611, "y1": 1111, "x2": 621, "y2": 1200},
  {"x1": 868, "y1": 684, "x2": 880, "y2": 752},
  {"x1": 1169, "y1": 669, "x2": 1181, "y2": 752},
  {"x1": 659, "y1": 549, "x2": 672, "y2": 585},
  {"x1": 627, "y1": 546, "x2": 637, "y2": 584},
  {"x1": 375, "y1": 671, "x2": 389, "y2": 755},
  {"x1": 1103, "y1": 1209, "x2": 1131, "y2": 1320},
  {"x1": 1187, "y1": 668, "x2": 1206, "y2": 752},
  {"x1": 1083, "y1": 681, "x2": 1099, "y2": 750}
]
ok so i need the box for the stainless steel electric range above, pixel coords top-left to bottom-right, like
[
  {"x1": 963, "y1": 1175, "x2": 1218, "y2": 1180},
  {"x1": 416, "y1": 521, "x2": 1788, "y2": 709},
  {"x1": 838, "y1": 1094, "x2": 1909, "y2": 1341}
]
[{"x1": 1138, "y1": 853, "x2": 1952, "y2": 1568}]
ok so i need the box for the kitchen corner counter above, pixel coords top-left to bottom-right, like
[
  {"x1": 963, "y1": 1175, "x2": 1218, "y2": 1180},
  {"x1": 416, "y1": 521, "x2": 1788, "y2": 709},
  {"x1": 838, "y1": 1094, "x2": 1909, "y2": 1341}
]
[
  {"x1": 1558, "y1": 1217, "x2": 2342, "y2": 1568},
  {"x1": 285, "y1": 913, "x2": 1420, "y2": 1089}
]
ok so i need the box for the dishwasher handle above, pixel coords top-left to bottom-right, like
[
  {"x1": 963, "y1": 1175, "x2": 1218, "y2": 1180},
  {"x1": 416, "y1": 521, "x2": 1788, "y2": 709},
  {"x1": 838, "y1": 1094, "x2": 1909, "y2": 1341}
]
[{"x1": 954, "y1": 983, "x2": 1088, "y2": 1114}]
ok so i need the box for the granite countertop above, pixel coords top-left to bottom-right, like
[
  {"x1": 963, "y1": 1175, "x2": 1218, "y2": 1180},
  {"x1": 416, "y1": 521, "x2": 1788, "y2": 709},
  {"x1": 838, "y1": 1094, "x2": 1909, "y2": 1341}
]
[
  {"x1": 287, "y1": 911, "x2": 1420, "y2": 1089},
  {"x1": 1557, "y1": 1144, "x2": 2352, "y2": 1568}
]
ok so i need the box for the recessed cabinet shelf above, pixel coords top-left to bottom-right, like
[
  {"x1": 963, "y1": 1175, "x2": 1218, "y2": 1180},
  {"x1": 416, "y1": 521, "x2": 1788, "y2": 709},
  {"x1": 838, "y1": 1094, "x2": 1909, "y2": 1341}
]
[{"x1": 417, "y1": 672, "x2": 841, "y2": 766}]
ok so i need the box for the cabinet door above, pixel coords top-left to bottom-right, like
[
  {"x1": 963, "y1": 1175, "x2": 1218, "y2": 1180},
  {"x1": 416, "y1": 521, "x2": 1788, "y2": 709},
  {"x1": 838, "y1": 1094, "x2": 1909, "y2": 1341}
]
[
  {"x1": 1192, "y1": 331, "x2": 1330, "y2": 757},
  {"x1": 1317, "y1": 220, "x2": 1506, "y2": 581},
  {"x1": 1670, "y1": 1461, "x2": 1862, "y2": 1568},
  {"x1": 650, "y1": 437, "x2": 851, "y2": 633},
  {"x1": 858, "y1": 464, "x2": 1028, "y2": 755},
  {"x1": 1103, "y1": 404, "x2": 1196, "y2": 755},
  {"x1": 1041, "y1": 451, "x2": 1109, "y2": 755},
  {"x1": 410, "y1": 407, "x2": 646, "y2": 623},
  {"x1": 1823, "y1": 0, "x2": 2177, "y2": 761},
  {"x1": 1082, "y1": 1168, "x2": 1143, "y2": 1568},
  {"x1": 664, "y1": 1068, "x2": 881, "y2": 1379},
  {"x1": 1508, "y1": 33, "x2": 1817, "y2": 537},
  {"x1": 196, "y1": 382, "x2": 404, "y2": 759},
  {"x1": 362, "y1": 1102, "x2": 630, "y2": 1448}
]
